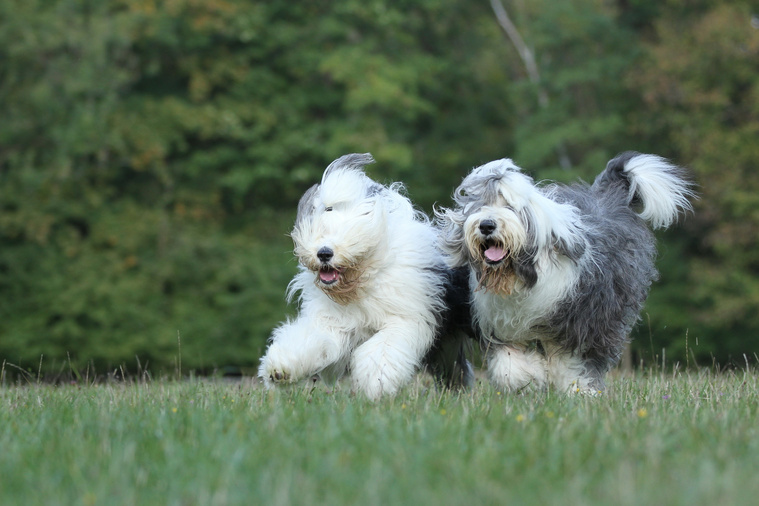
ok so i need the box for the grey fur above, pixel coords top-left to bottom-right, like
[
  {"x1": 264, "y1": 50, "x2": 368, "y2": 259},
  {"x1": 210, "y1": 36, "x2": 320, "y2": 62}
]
[
  {"x1": 424, "y1": 266, "x2": 476, "y2": 389},
  {"x1": 437, "y1": 152, "x2": 695, "y2": 390},
  {"x1": 295, "y1": 184, "x2": 319, "y2": 225},
  {"x1": 546, "y1": 180, "x2": 658, "y2": 367},
  {"x1": 322, "y1": 153, "x2": 375, "y2": 181}
]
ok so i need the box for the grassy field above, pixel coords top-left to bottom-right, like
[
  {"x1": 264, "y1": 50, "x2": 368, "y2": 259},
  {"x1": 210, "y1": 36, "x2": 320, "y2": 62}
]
[{"x1": 1, "y1": 368, "x2": 758, "y2": 506}]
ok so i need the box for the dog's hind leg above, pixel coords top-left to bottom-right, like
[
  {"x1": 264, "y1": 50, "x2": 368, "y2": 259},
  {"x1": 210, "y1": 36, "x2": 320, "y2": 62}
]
[
  {"x1": 425, "y1": 266, "x2": 475, "y2": 390},
  {"x1": 543, "y1": 341, "x2": 605, "y2": 395},
  {"x1": 424, "y1": 330, "x2": 474, "y2": 390}
]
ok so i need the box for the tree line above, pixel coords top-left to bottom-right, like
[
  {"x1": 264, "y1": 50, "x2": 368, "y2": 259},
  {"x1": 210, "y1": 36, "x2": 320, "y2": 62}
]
[{"x1": 1, "y1": 0, "x2": 757, "y2": 375}]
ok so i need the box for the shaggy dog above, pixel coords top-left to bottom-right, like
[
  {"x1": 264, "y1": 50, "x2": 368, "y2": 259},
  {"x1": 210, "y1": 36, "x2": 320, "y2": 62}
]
[
  {"x1": 259, "y1": 154, "x2": 473, "y2": 399},
  {"x1": 437, "y1": 152, "x2": 694, "y2": 394}
]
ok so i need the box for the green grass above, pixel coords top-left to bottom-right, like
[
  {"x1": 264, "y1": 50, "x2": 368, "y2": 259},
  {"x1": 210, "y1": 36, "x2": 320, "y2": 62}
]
[{"x1": 2, "y1": 369, "x2": 758, "y2": 506}]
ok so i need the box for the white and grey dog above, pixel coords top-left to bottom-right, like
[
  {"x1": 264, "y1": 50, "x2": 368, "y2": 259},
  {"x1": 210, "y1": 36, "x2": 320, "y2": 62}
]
[
  {"x1": 437, "y1": 152, "x2": 694, "y2": 394},
  {"x1": 259, "y1": 153, "x2": 473, "y2": 399}
]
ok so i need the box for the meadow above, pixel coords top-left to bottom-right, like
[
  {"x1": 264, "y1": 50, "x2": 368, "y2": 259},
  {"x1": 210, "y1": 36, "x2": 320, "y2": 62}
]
[{"x1": 1, "y1": 368, "x2": 758, "y2": 506}]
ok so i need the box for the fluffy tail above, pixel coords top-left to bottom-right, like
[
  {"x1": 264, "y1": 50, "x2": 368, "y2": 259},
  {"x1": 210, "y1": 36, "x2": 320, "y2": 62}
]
[{"x1": 593, "y1": 151, "x2": 696, "y2": 229}]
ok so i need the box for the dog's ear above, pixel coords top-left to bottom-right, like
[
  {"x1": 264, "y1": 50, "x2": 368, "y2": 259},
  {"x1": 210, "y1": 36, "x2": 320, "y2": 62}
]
[
  {"x1": 513, "y1": 209, "x2": 540, "y2": 288},
  {"x1": 521, "y1": 190, "x2": 587, "y2": 263},
  {"x1": 514, "y1": 248, "x2": 538, "y2": 289},
  {"x1": 435, "y1": 207, "x2": 469, "y2": 268},
  {"x1": 296, "y1": 184, "x2": 319, "y2": 225},
  {"x1": 552, "y1": 232, "x2": 586, "y2": 262}
]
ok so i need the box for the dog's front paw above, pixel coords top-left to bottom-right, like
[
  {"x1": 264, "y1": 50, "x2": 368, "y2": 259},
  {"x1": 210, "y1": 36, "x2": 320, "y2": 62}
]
[
  {"x1": 351, "y1": 346, "x2": 415, "y2": 400},
  {"x1": 258, "y1": 350, "x2": 297, "y2": 388},
  {"x1": 268, "y1": 369, "x2": 290, "y2": 383},
  {"x1": 260, "y1": 364, "x2": 293, "y2": 388}
]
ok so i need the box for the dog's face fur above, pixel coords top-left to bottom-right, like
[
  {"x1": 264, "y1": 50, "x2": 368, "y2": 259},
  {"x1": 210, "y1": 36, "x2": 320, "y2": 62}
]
[
  {"x1": 438, "y1": 159, "x2": 586, "y2": 296},
  {"x1": 291, "y1": 154, "x2": 388, "y2": 304}
]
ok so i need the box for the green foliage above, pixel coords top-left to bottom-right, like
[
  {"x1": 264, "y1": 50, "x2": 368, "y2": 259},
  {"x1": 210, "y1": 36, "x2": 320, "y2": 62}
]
[
  {"x1": 629, "y1": 1, "x2": 759, "y2": 363},
  {"x1": 506, "y1": 0, "x2": 640, "y2": 178},
  {"x1": 0, "y1": 0, "x2": 516, "y2": 373},
  {"x1": 2, "y1": 373, "x2": 759, "y2": 504},
  {"x1": 0, "y1": 0, "x2": 757, "y2": 372},
  {"x1": 0, "y1": 203, "x2": 295, "y2": 372}
]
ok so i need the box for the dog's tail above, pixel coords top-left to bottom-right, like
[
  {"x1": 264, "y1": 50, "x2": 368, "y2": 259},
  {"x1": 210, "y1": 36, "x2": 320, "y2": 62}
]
[{"x1": 593, "y1": 151, "x2": 696, "y2": 229}]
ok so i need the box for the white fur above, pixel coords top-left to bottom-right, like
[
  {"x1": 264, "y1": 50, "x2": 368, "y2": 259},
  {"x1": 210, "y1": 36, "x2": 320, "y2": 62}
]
[
  {"x1": 623, "y1": 154, "x2": 694, "y2": 229},
  {"x1": 486, "y1": 343, "x2": 547, "y2": 392},
  {"x1": 542, "y1": 342, "x2": 601, "y2": 395},
  {"x1": 471, "y1": 256, "x2": 581, "y2": 343},
  {"x1": 259, "y1": 158, "x2": 446, "y2": 400}
]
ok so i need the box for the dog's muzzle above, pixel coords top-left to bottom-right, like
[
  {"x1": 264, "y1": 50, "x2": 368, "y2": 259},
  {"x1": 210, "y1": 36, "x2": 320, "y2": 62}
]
[
  {"x1": 479, "y1": 220, "x2": 508, "y2": 264},
  {"x1": 316, "y1": 247, "x2": 341, "y2": 285}
]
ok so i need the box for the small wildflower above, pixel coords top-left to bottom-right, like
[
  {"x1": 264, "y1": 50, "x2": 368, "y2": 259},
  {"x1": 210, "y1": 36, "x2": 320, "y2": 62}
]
[
  {"x1": 516, "y1": 414, "x2": 525, "y2": 422},
  {"x1": 171, "y1": 407, "x2": 177, "y2": 413},
  {"x1": 662, "y1": 395, "x2": 670, "y2": 400},
  {"x1": 401, "y1": 403, "x2": 407, "y2": 410},
  {"x1": 496, "y1": 391, "x2": 501, "y2": 396},
  {"x1": 440, "y1": 409, "x2": 447, "y2": 416},
  {"x1": 637, "y1": 408, "x2": 648, "y2": 418},
  {"x1": 545, "y1": 411, "x2": 554, "y2": 418}
]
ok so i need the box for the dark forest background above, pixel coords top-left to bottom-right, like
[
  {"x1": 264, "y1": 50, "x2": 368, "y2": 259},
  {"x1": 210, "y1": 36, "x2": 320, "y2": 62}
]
[{"x1": 2, "y1": 0, "x2": 758, "y2": 376}]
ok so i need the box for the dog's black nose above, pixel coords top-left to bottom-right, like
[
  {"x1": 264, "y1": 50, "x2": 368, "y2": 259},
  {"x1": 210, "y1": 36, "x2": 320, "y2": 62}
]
[
  {"x1": 317, "y1": 247, "x2": 334, "y2": 263},
  {"x1": 479, "y1": 219, "x2": 497, "y2": 236}
]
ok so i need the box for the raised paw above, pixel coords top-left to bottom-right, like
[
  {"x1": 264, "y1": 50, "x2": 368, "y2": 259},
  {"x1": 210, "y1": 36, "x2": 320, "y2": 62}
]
[
  {"x1": 258, "y1": 352, "x2": 297, "y2": 388},
  {"x1": 269, "y1": 369, "x2": 290, "y2": 383}
]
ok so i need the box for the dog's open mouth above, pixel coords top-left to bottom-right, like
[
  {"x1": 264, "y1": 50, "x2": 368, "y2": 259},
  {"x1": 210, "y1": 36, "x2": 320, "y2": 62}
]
[
  {"x1": 482, "y1": 240, "x2": 508, "y2": 265},
  {"x1": 318, "y1": 266, "x2": 342, "y2": 285}
]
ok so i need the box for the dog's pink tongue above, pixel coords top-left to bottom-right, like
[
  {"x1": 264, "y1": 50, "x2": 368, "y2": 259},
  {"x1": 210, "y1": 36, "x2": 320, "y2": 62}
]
[
  {"x1": 319, "y1": 269, "x2": 339, "y2": 283},
  {"x1": 484, "y1": 246, "x2": 507, "y2": 262}
]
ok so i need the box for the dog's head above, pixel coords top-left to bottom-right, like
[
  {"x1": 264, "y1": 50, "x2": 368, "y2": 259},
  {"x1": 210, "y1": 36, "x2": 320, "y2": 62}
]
[
  {"x1": 291, "y1": 153, "x2": 391, "y2": 304},
  {"x1": 437, "y1": 159, "x2": 586, "y2": 295}
]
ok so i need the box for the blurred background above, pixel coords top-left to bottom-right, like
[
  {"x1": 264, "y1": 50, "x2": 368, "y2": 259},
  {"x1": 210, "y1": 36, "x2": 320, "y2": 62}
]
[{"x1": 1, "y1": 0, "x2": 757, "y2": 377}]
